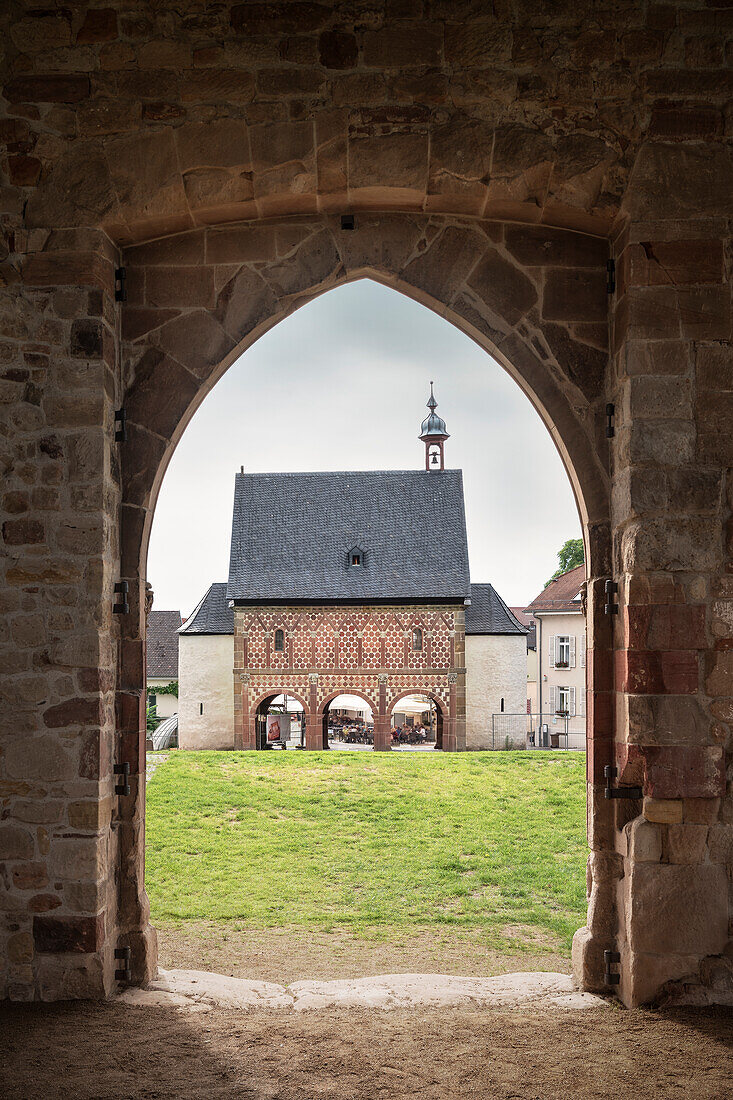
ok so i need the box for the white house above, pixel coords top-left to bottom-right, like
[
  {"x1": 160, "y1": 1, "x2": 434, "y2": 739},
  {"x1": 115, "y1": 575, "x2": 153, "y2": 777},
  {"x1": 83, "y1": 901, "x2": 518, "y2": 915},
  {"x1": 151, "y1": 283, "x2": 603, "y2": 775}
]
[
  {"x1": 146, "y1": 610, "x2": 181, "y2": 719},
  {"x1": 525, "y1": 564, "x2": 586, "y2": 749}
]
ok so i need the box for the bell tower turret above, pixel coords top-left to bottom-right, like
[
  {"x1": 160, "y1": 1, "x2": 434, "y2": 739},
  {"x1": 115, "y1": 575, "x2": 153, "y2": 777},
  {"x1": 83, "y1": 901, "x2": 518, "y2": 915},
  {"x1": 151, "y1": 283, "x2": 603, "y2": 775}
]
[{"x1": 418, "y1": 382, "x2": 449, "y2": 471}]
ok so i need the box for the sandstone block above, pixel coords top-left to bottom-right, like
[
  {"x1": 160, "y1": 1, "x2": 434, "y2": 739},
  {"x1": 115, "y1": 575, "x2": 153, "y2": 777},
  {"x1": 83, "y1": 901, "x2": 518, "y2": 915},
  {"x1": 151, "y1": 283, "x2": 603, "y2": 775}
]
[
  {"x1": 264, "y1": 229, "x2": 341, "y2": 299},
  {"x1": 4, "y1": 75, "x2": 89, "y2": 104},
  {"x1": 230, "y1": 3, "x2": 329, "y2": 34},
  {"x1": 48, "y1": 837, "x2": 103, "y2": 882},
  {"x1": 505, "y1": 225, "x2": 607, "y2": 268},
  {"x1": 29, "y1": 894, "x2": 62, "y2": 913},
  {"x1": 68, "y1": 798, "x2": 112, "y2": 832},
  {"x1": 628, "y1": 862, "x2": 727, "y2": 956},
  {"x1": 12, "y1": 863, "x2": 48, "y2": 890},
  {"x1": 175, "y1": 121, "x2": 250, "y2": 173},
  {"x1": 43, "y1": 698, "x2": 101, "y2": 729},
  {"x1": 708, "y1": 824, "x2": 733, "y2": 864},
  {"x1": 626, "y1": 818, "x2": 662, "y2": 861},
  {"x1": 467, "y1": 248, "x2": 538, "y2": 326},
  {"x1": 402, "y1": 225, "x2": 486, "y2": 304},
  {"x1": 0, "y1": 825, "x2": 34, "y2": 860},
  {"x1": 665, "y1": 823, "x2": 709, "y2": 865},
  {"x1": 5, "y1": 735, "x2": 73, "y2": 782},
  {"x1": 8, "y1": 933, "x2": 34, "y2": 964},
  {"x1": 126, "y1": 350, "x2": 199, "y2": 440},
  {"x1": 620, "y1": 948, "x2": 702, "y2": 1008},
  {"x1": 76, "y1": 9, "x2": 117, "y2": 43},
  {"x1": 643, "y1": 797, "x2": 683, "y2": 824},
  {"x1": 216, "y1": 266, "x2": 279, "y2": 343},
  {"x1": 319, "y1": 30, "x2": 358, "y2": 69},
  {"x1": 33, "y1": 913, "x2": 105, "y2": 954},
  {"x1": 363, "y1": 25, "x2": 442, "y2": 67},
  {"x1": 156, "y1": 311, "x2": 235, "y2": 378},
  {"x1": 349, "y1": 131, "x2": 429, "y2": 197},
  {"x1": 645, "y1": 746, "x2": 725, "y2": 799}
]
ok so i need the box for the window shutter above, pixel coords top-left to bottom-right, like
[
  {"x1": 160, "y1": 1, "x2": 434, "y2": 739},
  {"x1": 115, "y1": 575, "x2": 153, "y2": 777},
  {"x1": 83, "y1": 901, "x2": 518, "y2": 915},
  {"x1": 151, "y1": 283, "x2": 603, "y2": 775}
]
[
  {"x1": 549, "y1": 685, "x2": 556, "y2": 713},
  {"x1": 581, "y1": 687, "x2": 586, "y2": 716},
  {"x1": 580, "y1": 634, "x2": 586, "y2": 668},
  {"x1": 569, "y1": 687, "x2": 576, "y2": 716},
  {"x1": 548, "y1": 636, "x2": 556, "y2": 668},
  {"x1": 569, "y1": 636, "x2": 576, "y2": 668}
]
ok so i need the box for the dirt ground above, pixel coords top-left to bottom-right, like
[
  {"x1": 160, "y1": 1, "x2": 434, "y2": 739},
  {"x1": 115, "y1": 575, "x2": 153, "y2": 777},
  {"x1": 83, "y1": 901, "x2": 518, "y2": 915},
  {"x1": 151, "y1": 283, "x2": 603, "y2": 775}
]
[
  {"x1": 2, "y1": 999, "x2": 733, "y2": 1099},
  {"x1": 157, "y1": 923, "x2": 571, "y2": 984}
]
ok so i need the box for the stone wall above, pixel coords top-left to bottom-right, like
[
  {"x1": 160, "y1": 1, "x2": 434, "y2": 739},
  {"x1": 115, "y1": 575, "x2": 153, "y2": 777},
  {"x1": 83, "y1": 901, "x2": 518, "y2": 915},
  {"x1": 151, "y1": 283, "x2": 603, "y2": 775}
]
[
  {"x1": 1, "y1": 0, "x2": 732, "y2": 1006},
  {"x1": 465, "y1": 635, "x2": 527, "y2": 749},
  {"x1": 178, "y1": 634, "x2": 235, "y2": 750}
]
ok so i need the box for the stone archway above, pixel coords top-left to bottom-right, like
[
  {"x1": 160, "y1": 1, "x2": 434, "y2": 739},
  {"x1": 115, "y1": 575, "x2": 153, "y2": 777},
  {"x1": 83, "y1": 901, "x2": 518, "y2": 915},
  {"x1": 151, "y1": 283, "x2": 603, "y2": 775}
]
[
  {"x1": 389, "y1": 691, "x2": 445, "y2": 750},
  {"x1": 319, "y1": 689, "x2": 379, "y2": 750},
  {"x1": 250, "y1": 689, "x2": 310, "y2": 751},
  {"x1": 114, "y1": 212, "x2": 615, "y2": 1000},
  {"x1": 3, "y1": 2, "x2": 732, "y2": 1007}
]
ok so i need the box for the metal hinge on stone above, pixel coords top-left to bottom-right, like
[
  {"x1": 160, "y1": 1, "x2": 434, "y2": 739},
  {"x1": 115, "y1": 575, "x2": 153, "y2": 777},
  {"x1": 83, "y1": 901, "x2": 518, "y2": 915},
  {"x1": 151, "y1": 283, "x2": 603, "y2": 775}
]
[
  {"x1": 115, "y1": 945, "x2": 132, "y2": 982},
  {"x1": 113, "y1": 581, "x2": 129, "y2": 614},
  {"x1": 604, "y1": 579, "x2": 618, "y2": 615},
  {"x1": 605, "y1": 403, "x2": 615, "y2": 438},
  {"x1": 115, "y1": 266, "x2": 127, "y2": 303},
  {"x1": 114, "y1": 407, "x2": 127, "y2": 442},
  {"x1": 606, "y1": 258, "x2": 615, "y2": 294},
  {"x1": 114, "y1": 762, "x2": 131, "y2": 796},
  {"x1": 604, "y1": 765, "x2": 642, "y2": 801},
  {"x1": 604, "y1": 949, "x2": 620, "y2": 985}
]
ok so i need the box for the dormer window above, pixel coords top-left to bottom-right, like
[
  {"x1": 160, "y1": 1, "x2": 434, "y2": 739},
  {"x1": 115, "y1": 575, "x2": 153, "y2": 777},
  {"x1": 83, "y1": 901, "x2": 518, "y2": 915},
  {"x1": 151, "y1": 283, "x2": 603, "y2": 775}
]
[
  {"x1": 412, "y1": 628, "x2": 423, "y2": 651},
  {"x1": 274, "y1": 629, "x2": 285, "y2": 652},
  {"x1": 348, "y1": 545, "x2": 365, "y2": 568}
]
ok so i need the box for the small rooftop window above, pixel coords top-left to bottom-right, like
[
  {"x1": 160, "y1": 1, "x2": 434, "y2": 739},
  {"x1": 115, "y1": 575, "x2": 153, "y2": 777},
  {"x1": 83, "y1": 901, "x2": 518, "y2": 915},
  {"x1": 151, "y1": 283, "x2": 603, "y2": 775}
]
[{"x1": 347, "y1": 545, "x2": 365, "y2": 568}]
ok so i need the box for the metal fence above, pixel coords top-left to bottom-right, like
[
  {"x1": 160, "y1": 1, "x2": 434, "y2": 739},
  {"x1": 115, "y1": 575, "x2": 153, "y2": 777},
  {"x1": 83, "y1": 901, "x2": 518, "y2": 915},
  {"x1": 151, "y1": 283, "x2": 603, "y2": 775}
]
[{"x1": 490, "y1": 712, "x2": 587, "y2": 751}]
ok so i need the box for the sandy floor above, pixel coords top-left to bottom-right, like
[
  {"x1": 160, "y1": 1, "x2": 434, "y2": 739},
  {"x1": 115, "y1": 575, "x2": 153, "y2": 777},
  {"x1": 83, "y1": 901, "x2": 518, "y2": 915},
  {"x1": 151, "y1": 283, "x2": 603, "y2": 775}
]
[
  {"x1": 2, "y1": 999, "x2": 733, "y2": 1099},
  {"x1": 157, "y1": 923, "x2": 571, "y2": 984}
]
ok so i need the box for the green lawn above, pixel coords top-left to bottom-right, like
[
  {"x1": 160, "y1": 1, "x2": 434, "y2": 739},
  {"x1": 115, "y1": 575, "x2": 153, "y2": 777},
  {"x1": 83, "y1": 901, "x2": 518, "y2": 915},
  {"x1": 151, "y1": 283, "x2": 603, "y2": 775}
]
[{"x1": 145, "y1": 750, "x2": 587, "y2": 952}]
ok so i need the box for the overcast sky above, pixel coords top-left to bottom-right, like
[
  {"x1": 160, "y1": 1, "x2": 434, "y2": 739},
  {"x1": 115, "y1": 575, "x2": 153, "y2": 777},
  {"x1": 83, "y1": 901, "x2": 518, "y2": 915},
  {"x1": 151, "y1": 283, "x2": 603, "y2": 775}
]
[{"x1": 148, "y1": 279, "x2": 581, "y2": 617}]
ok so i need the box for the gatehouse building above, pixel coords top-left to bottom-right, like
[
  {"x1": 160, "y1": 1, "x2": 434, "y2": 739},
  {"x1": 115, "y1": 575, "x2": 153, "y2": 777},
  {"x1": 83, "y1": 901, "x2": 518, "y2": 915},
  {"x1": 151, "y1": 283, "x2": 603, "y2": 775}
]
[{"x1": 178, "y1": 388, "x2": 528, "y2": 751}]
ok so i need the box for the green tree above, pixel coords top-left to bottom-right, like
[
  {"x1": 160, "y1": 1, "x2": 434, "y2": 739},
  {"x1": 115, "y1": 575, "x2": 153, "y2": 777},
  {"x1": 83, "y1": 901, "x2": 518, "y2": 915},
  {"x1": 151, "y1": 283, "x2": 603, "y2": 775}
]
[{"x1": 546, "y1": 538, "x2": 584, "y2": 586}]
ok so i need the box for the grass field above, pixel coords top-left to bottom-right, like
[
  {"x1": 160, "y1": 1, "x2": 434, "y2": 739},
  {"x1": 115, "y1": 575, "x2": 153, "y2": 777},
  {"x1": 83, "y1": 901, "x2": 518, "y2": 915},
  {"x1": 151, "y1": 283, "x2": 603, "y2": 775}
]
[{"x1": 145, "y1": 750, "x2": 588, "y2": 955}]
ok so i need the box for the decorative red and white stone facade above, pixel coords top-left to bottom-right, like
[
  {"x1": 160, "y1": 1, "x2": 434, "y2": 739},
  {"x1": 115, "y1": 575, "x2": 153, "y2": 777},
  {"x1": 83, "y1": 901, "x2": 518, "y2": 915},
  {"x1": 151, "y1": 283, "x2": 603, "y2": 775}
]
[{"x1": 233, "y1": 604, "x2": 466, "y2": 751}]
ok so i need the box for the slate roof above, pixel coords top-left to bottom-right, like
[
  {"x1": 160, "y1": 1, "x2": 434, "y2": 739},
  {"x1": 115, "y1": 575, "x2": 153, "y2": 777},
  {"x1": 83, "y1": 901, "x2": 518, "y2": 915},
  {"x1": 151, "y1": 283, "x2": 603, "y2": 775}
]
[
  {"x1": 179, "y1": 583, "x2": 234, "y2": 635},
  {"x1": 525, "y1": 564, "x2": 585, "y2": 614},
  {"x1": 510, "y1": 607, "x2": 537, "y2": 649},
  {"x1": 227, "y1": 470, "x2": 471, "y2": 603},
  {"x1": 147, "y1": 610, "x2": 182, "y2": 677},
  {"x1": 466, "y1": 585, "x2": 528, "y2": 636}
]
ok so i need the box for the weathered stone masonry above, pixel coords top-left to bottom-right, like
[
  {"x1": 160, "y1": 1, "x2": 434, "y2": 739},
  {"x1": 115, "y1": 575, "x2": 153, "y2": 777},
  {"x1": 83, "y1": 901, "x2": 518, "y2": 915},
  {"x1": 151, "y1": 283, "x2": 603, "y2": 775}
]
[
  {"x1": 233, "y1": 604, "x2": 464, "y2": 752},
  {"x1": 1, "y1": 1, "x2": 732, "y2": 1008}
]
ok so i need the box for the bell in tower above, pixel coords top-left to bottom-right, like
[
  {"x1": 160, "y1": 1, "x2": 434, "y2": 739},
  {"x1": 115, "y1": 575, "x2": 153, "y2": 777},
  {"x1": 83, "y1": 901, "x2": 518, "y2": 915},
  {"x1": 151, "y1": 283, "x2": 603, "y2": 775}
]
[{"x1": 418, "y1": 382, "x2": 450, "y2": 472}]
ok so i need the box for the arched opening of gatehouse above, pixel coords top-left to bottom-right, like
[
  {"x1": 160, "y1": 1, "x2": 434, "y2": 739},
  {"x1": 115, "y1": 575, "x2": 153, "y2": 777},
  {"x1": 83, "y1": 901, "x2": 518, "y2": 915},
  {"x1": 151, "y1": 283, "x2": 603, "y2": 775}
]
[
  {"x1": 389, "y1": 692, "x2": 442, "y2": 750},
  {"x1": 137, "y1": 248, "x2": 603, "y2": 994},
  {"x1": 321, "y1": 692, "x2": 376, "y2": 750},
  {"x1": 254, "y1": 693, "x2": 306, "y2": 750}
]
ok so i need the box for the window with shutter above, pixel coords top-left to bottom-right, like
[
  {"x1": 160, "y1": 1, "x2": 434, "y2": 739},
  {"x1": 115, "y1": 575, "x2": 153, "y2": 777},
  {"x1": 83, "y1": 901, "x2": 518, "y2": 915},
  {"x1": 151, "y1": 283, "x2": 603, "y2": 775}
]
[
  {"x1": 580, "y1": 633, "x2": 586, "y2": 668},
  {"x1": 548, "y1": 636, "x2": 556, "y2": 668}
]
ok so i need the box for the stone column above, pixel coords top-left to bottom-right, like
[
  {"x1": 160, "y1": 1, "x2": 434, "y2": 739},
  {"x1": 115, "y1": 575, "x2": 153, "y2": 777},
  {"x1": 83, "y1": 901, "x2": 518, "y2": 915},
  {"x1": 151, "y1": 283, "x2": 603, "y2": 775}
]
[
  {"x1": 443, "y1": 675, "x2": 458, "y2": 752},
  {"x1": 373, "y1": 675, "x2": 391, "y2": 751},
  {"x1": 305, "y1": 675, "x2": 321, "y2": 749},
  {"x1": 0, "y1": 228, "x2": 149, "y2": 997},
  {"x1": 573, "y1": 140, "x2": 733, "y2": 1007}
]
